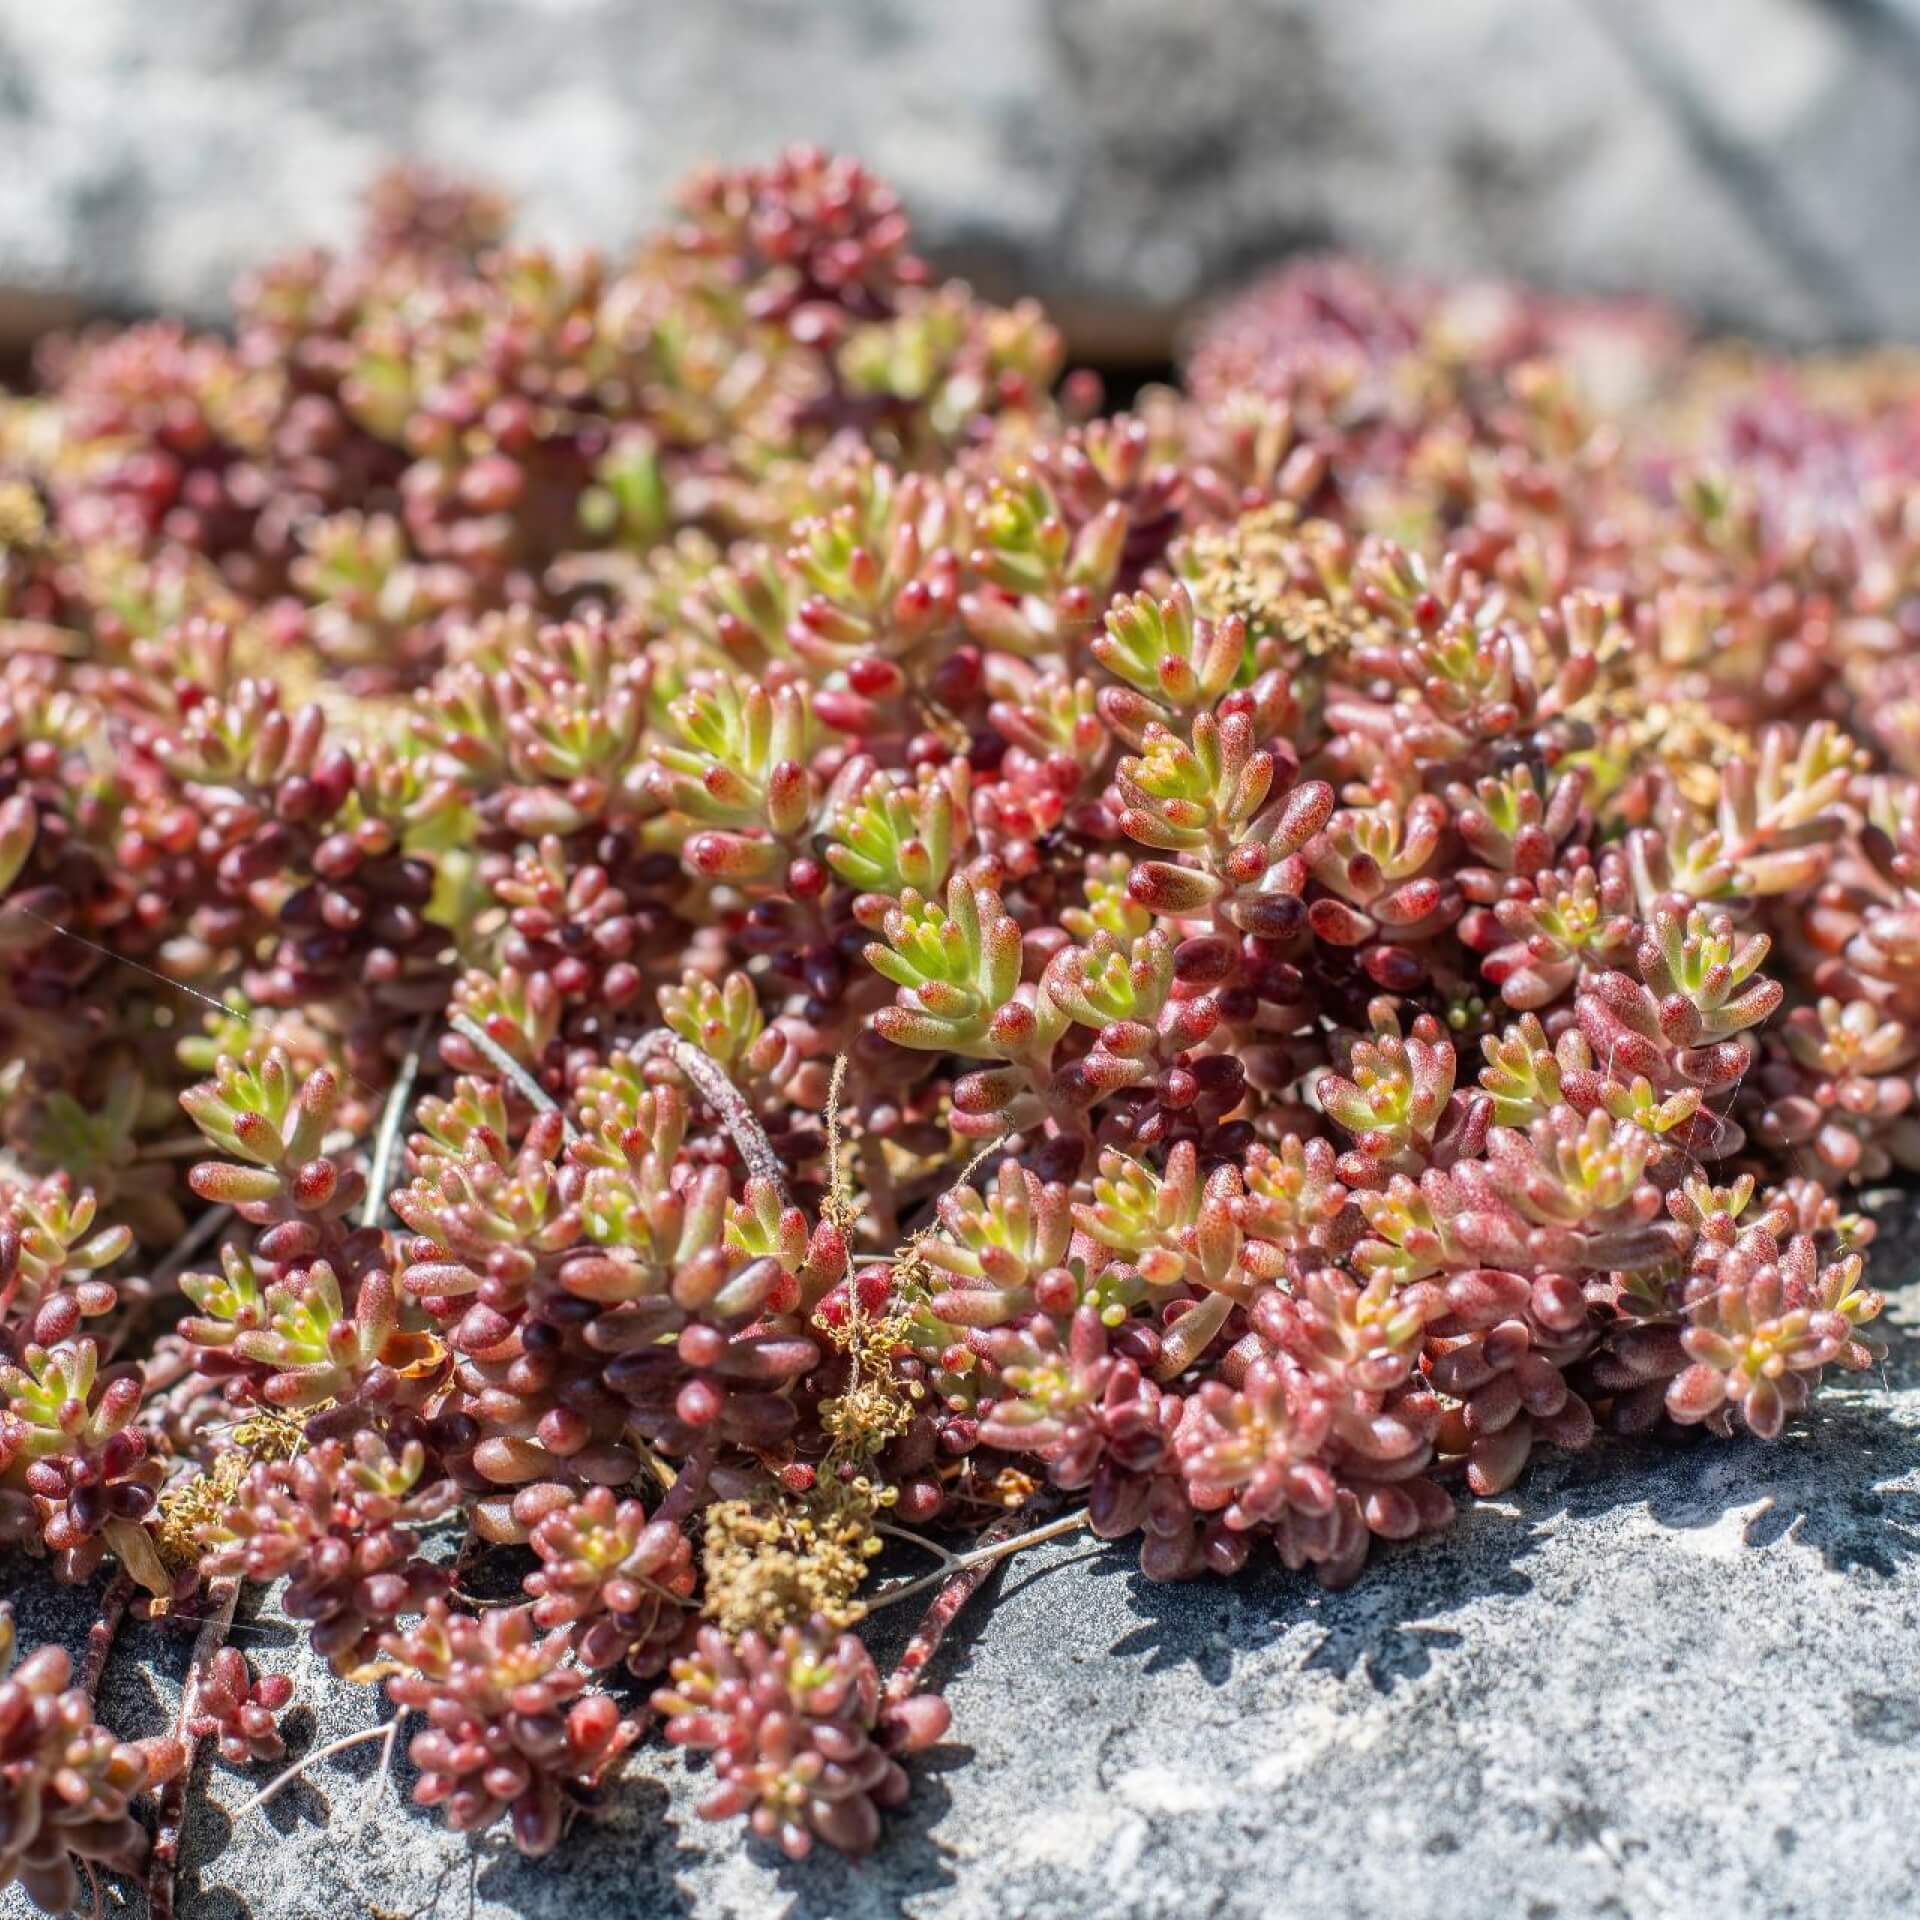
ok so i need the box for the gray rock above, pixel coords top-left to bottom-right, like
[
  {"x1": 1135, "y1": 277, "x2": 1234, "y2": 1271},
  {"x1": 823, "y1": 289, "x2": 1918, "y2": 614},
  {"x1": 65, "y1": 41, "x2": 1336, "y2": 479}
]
[
  {"x1": 4, "y1": 0, "x2": 1920, "y2": 350},
  {"x1": 5, "y1": 1219, "x2": 1919, "y2": 1920}
]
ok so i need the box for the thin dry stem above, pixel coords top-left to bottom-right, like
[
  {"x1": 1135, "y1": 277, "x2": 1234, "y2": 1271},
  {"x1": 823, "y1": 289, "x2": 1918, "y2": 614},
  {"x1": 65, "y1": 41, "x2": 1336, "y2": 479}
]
[
  {"x1": 824, "y1": 1052, "x2": 859, "y2": 1230},
  {"x1": 362, "y1": 1012, "x2": 434, "y2": 1227},
  {"x1": 871, "y1": 1521, "x2": 963, "y2": 1570},
  {"x1": 148, "y1": 1203, "x2": 234, "y2": 1292},
  {"x1": 342, "y1": 1714, "x2": 403, "y2": 1848},
  {"x1": 627, "y1": 1029, "x2": 787, "y2": 1204},
  {"x1": 869, "y1": 1507, "x2": 1089, "y2": 1614},
  {"x1": 229, "y1": 1721, "x2": 399, "y2": 1823},
  {"x1": 447, "y1": 1014, "x2": 576, "y2": 1140}
]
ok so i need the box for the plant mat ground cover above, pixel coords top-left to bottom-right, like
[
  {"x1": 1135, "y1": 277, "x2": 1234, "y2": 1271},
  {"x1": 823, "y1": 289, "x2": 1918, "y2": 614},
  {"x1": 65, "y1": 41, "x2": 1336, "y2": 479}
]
[{"x1": 1, "y1": 146, "x2": 1919, "y2": 1910}]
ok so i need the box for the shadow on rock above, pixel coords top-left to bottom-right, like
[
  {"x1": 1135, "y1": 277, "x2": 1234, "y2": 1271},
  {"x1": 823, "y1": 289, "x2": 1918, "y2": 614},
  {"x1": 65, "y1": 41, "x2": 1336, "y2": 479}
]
[
  {"x1": 467, "y1": 1777, "x2": 702, "y2": 1920},
  {"x1": 1092, "y1": 1323, "x2": 1918, "y2": 1694},
  {"x1": 1548, "y1": 1404, "x2": 1920, "y2": 1579},
  {"x1": 731, "y1": 1743, "x2": 962, "y2": 1918},
  {"x1": 173, "y1": 1799, "x2": 244, "y2": 1920},
  {"x1": 1086, "y1": 1498, "x2": 1541, "y2": 1696}
]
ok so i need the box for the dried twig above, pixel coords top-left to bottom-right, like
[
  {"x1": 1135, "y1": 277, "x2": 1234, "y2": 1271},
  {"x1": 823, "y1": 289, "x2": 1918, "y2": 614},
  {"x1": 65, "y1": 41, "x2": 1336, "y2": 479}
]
[
  {"x1": 627, "y1": 1029, "x2": 787, "y2": 1203},
  {"x1": 107, "y1": 1204, "x2": 235, "y2": 1367},
  {"x1": 446, "y1": 1014, "x2": 575, "y2": 1141},
  {"x1": 362, "y1": 1012, "x2": 434, "y2": 1228},
  {"x1": 146, "y1": 1204, "x2": 234, "y2": 1293},
  {"x1": 823, "y1": 1052, "x2": 853, "y2": 1225},
  {"x1": 870, "y1": 1504, "x2": 1087, "y2": 1617},
  {"x1": 229, "y1": 1721, "x2": 400, "y2": 1824},
  {"x1": 871, "y1": 1520, "x2": 963, "y2": 1569},
  {"x1": 342, "y1": 1714, "x2": 403, "y2": 1848}
]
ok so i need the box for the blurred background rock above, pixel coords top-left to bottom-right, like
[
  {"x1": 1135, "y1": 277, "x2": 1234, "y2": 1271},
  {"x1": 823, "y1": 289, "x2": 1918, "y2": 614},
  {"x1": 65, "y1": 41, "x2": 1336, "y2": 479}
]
[{"x1": 4, "y1": 0, "x2": 1919, "y2": 360}]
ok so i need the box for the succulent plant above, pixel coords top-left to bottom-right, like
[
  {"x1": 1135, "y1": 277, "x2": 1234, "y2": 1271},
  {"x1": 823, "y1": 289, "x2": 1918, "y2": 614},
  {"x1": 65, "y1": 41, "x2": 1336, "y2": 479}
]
[
  {"x1": 0, "y1": 1340, "x2": 165, "y2": 1588},
  {"x1": 0, "y1": 1607, "x2": 181, "y2": 1912},
  {"x1": 385, "y1": 1601, "x2": 640, "y2": 1856},
  {"x1": 653, "y1": 1616, "x2": 925, "y2": 1859},
  {"x1": 524, "y1": 1486, "x2": 697, "y2": 1677},
  {"x1": 0, "y1": 139, "x2": 1912, "y2": 1886},
  {"x1": 196, "y1": 1433, "x2": 454, "y2": 1674},
  {"x1": 186, "y1": 1647, "x2": 296, "y2": 1768}
]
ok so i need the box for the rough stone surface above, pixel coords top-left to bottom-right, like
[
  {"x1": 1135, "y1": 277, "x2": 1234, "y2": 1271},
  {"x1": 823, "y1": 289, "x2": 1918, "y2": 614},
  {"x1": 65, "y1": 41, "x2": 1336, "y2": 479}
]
[
  {"x1": 3, "y1": 1211, "x2": 1918, "y2": 1920},
  {"x1": 6, "y1": 0, "x2": 1920, "y2": 349}
]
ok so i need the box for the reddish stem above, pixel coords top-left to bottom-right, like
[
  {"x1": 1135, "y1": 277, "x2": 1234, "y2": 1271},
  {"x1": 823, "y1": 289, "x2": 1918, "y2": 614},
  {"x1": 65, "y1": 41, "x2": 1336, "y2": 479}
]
[
  {"x1": 446, "y1": 1523, "x2": 484, "y2": 1594},
  {"x1": 881, "y1": 1493, "x2": 1056, "y2": 1721},
  {"x1": 81, "y1": 1568, "x2": 134, "y2": 1702},
  {"x1": 653, "y1": 1434, "x2": 720, "y2": 1530},
  {"x1": 147, "y1": 1575, "x2": 240, "y2": 1920}
]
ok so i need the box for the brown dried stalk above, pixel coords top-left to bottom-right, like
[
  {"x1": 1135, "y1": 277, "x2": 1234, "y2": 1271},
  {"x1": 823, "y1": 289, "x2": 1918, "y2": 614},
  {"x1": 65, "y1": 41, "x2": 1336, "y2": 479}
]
[
  {"x1": 626, "y1": 1030, "x2": 788, "y2": 1205},
  {"x1": 361, "y1": 1012, "x2": 434, "y2": 1228}
]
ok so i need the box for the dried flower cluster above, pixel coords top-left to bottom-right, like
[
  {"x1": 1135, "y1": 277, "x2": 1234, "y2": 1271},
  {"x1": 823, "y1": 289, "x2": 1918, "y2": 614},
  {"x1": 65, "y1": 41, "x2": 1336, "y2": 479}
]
[{"x1": 0, "y1": 149, "x2": 1912, "y2": 1899}]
